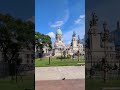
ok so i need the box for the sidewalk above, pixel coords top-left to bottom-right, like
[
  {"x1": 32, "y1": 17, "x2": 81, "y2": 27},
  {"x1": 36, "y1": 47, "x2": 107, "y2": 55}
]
[
  {"x1": 35, "y1": 79, "x2": 85, "y2": 90},
  {"x1": 35, "y1": 66, "x2": 85, "y2": 81}
]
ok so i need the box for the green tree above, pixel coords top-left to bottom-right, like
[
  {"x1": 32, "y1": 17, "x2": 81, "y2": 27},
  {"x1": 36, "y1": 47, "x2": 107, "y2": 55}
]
[
  {"x1": 35, "y1": 32, "x2": 52, "y2": 53},
  {"x1": 0, "y1": 13, "x2": 34, "y2": 81}
]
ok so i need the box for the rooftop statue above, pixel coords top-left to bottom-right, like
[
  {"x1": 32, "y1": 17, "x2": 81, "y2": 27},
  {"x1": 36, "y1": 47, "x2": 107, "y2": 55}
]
[
  {"x1": 90, "y1": 12, "x2": 98, "y2": 27},
  {"x1": 72, "y1": 31, "x2": 76, "y2": 37},
  {"x1": 78, "y1": 35, "x2": 80, "y2": 43}
]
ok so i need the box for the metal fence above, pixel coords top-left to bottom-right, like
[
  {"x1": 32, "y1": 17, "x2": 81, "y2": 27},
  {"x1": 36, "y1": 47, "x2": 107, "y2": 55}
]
[
  {"x1": 85, "y1": 49, "x2": 120, "y2": 80},
  {"x1": 0, "y1": 62, "x2": 34, "y2": 78}
]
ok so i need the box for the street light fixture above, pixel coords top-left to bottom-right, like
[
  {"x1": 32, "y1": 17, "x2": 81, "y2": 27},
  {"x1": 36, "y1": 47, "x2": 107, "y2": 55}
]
[{"x1": 60, "y1": 48, "x2": 62, "y2": 61}]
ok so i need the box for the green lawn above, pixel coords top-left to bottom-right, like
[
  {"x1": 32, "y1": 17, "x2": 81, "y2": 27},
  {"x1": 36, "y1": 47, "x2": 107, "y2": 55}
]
[
  {"x1": 0, "y1": 73, "x2": 34, "y2": 90},
  {"x1": 35, "y1": 57, "x2": 85, "y2": 67},
  {"x1": 86, "y1": 78, "x2": 120, "y2": 90}
]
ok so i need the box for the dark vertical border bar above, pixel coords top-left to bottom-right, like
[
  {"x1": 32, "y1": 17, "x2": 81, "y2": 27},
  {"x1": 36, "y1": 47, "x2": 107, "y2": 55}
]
[
  {"x1": 85, "y1": 0, "x2": 120, "y2": 90},
  {"x1": 0, "y1": 0, "x2": 35, "y2": 90}
]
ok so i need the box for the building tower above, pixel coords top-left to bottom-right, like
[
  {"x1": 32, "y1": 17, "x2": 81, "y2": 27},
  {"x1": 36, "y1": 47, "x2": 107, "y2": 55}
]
[
  {"x1": 56, "y1": 28, "x2": 62, "y2": 42},
  {"x1": 54, "y1": 27, "x2": 65, "y2": 56},
  {"x1": 54, "y1": 27, "x2": 65, "y2": 48},
  {"x1": 88, "y1": 13, "x2": 101, "y2": 50},
  {"x1": 77, "y1": 35, "x2": 80, "y2": 46},
  {"x1": 72, "y1": 31, "x2": 78, "y2": 51}
]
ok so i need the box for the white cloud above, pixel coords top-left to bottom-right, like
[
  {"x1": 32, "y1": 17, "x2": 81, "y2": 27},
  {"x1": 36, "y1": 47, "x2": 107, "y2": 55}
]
[
  {"x1": 63, "y1": 26, "x2": 85, "y2": 44},
  {"x1": 74, "y1": 14, "x2": 85, "y2": 24},
  {"x1": 50, "y1": 21, "x2": 64, "y2": 28},
  {"x1": 79, "y1": 15, "x2": 85, "y2": 19},
  {"x1": 49, "y1": 9, "x2": 69, "y2": 28},
  {"x1": 63, "y1": 9, "x2": 69, "y2": 23},
  {"x1": 47, "y1": 32, "x2": 55, "y2": 39},
  {"x1": 64, "y1": 41, "x2": 71, "y2": 45},
  {"x1": 75, "y1": 19, "x2": 81, "y2": 24}
]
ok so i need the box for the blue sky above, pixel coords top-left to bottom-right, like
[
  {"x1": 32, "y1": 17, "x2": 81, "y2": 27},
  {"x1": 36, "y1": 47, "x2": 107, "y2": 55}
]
[
  {"x1": 0, "y1": 0, "x2": 34, "y2": 20},
  {"x1": 35, "y1": 0, "x2": 85, "y2": 45}
]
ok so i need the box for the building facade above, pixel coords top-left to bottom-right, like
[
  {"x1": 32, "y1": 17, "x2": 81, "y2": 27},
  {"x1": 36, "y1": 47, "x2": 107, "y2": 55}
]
[
  {"x1": 85, "y1": 13, "x2": 118, "y2": 71},
  {"x1": 53, "y1": 28, "x2": 85, "y2": 57}
]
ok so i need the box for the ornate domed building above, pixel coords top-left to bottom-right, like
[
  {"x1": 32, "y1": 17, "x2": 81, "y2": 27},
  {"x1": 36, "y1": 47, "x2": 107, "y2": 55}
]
[
  {"x1": 54, "y1": 28, "x2": 65, "y2": 48},
  {"x1": 53, "y1": 27, "x2": 85, "y2": 57},
  {"x1": 35, "y1": 28, "x2": 85, "y2": 58},
  {"x1": 53, "y1": 28, "x2": 65, "y2": 56}
]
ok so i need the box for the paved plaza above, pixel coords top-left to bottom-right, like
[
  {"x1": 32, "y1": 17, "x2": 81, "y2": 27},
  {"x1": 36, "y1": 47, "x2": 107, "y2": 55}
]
[
  {"x1": 35, "y1": 66, "x2": 85, "y2": 81},
  {"x1": 35, "y1": 79, "x2": 85, "y2": 90}
]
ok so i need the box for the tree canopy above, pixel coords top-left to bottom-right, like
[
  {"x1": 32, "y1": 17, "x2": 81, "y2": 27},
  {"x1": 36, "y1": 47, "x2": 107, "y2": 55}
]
[
  {"x1": 0, "y1": 13, "x2": 34, "y2": 63},
  {"x1": 35, "y1": 32, "x2": 52, "y2": 51},
  {"x1": 0, "y1": 13, "x2": 35, "y2": 79}
]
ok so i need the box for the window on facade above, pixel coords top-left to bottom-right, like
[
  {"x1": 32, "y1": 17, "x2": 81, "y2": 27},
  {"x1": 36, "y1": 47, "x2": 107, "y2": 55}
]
[
  {"x1": 31, "y1": 59, "x2": 33, "y2": 63},
  {"x1": 111, "y1": 47, "x2": 112, "y2": 50},
  {"x1": 26, "y1": 58, "x2": 29, "y2": 63},
  {"x1": 26, "y1": 54, "x2": 29, "y2": 63},
  {"x1": 31, "y1": 54, "x2": 34, "y2": 59},
  {"x1": 26, "y1": 54, "x2": 29, "y2": 58},
  {"x1": 20, "y1": 58, "x2": 23, "y2": 63}
]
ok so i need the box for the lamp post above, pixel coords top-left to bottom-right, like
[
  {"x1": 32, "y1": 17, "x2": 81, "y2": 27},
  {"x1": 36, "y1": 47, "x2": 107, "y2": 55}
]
[
  {"x1": 48, "y1": 49, "x2": 51, "y2": 65},
  {"x1": 102, "y1": 22, "x2": 109, "y2": 83},
  {"x1": 87, "y1": 13, "x2": 101, "y2": 78},
  {"x1": 88, "y1": 32, "x2": 93, "y2": 75},
  {"x1": 77, "y1": 50, "x2": 80, "y2": 61},
  {"x1": 66, "y1": 49, "x2": 68, "y2": 58},
  {"x1": 60, "y1": 48, "x2": 62, "y2": 61},
  {"x1": 49, "y1": 55, "x2": 51, "y2": 65}
]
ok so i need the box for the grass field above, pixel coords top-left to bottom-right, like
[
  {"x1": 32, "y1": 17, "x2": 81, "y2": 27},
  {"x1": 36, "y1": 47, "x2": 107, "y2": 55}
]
[
  {"x1": 0, "y1": 73, "x2": 34, "y2": 90},
  {"x1": 35, "y1": 57, "x2": 85, "y2": 67},
  {"x1": 86, "y1": 78, "x2": 120, "y2": 90}
]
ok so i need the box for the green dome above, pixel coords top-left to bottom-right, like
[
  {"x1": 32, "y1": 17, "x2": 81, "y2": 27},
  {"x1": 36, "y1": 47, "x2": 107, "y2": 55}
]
[{"x1": 56, "y1": 28, "x2": 62, "y2": 35}]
